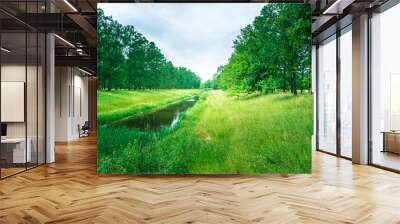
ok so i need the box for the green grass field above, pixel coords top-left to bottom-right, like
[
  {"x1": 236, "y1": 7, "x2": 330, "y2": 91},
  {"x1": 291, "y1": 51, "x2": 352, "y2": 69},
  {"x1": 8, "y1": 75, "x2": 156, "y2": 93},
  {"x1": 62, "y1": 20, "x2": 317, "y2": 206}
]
[{"x1": 97, "y1": 90, "x2": 313, "y2": 174}]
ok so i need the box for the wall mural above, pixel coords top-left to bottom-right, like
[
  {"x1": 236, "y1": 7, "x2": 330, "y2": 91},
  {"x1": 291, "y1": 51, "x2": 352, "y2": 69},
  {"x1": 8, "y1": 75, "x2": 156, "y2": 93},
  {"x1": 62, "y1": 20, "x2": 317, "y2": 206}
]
[{"x1": 97, "y1": 3, "x2": 312, "y2": 174}]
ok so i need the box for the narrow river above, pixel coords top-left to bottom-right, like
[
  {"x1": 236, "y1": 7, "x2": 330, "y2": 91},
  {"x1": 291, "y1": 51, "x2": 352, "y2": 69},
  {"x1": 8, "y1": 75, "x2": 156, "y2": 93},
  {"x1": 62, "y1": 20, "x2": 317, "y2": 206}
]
[{"x1": 112, "y1": 96, "x2": 199, "y2": 131}]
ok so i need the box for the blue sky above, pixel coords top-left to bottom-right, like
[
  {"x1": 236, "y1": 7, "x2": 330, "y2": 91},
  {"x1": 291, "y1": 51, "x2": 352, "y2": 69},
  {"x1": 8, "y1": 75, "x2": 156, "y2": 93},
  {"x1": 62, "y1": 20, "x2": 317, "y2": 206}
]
[{"x1": 98, "y1": 3, "x2": 267, "y2": 81}]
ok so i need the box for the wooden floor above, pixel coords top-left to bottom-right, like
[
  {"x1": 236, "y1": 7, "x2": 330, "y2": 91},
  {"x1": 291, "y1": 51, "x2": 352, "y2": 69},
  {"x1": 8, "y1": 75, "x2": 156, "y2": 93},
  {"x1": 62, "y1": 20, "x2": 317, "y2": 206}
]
[
  {"x1": 1, "y1": 167, "x2": 26, "y2": 178},
  {"x1": 1, "y1": 135, "x2": 400, "y2": 223}
]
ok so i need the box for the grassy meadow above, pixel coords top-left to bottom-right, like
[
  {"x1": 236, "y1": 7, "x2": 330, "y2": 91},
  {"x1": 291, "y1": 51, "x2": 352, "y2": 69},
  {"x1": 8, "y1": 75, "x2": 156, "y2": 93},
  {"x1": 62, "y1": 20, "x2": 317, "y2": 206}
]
[{"x1": 97, "y1": 90, "x2": 313, "y2": 174}]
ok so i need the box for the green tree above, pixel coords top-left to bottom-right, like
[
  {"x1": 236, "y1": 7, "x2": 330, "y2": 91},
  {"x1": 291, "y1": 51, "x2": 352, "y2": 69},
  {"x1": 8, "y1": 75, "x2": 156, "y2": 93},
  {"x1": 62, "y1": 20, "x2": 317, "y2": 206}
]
[
  {"x1": 217, "y1": 4, "x2": 311, "y2": 95},
  {"x1": 97, "y1": 8, "x2": 201, "y2": 90}
]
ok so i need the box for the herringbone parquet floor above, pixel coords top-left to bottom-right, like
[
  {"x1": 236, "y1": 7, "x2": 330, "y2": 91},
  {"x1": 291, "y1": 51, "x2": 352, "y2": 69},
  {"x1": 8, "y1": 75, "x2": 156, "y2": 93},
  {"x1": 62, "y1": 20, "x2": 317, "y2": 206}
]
[{"x1": 1, "y1": 135, "x2": 400, "y2": 223}]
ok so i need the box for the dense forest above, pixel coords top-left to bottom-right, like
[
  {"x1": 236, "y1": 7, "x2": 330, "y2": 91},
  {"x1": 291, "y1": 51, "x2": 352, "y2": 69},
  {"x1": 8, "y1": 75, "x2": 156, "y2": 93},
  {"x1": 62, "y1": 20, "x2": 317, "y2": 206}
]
[
  {"x1": 213, "y1": 4, "x2": 311, "y2": 95},
  {"x1": 97, "y1": 9, "x2": 201, "y2": 90}
]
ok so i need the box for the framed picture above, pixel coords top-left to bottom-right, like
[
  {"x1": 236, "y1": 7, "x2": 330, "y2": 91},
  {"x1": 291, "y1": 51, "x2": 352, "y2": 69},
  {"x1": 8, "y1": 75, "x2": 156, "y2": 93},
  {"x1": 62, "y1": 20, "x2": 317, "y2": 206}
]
[{"x1": 97, "y1": 3, "x2": 312, "y2": 174}]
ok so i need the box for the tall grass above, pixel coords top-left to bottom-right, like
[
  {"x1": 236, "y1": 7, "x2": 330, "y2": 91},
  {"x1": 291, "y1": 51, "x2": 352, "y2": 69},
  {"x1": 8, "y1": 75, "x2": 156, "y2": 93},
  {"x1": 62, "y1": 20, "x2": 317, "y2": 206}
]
[{"x1": 98, "y1": 90, "x2": 313, "y2": 174}]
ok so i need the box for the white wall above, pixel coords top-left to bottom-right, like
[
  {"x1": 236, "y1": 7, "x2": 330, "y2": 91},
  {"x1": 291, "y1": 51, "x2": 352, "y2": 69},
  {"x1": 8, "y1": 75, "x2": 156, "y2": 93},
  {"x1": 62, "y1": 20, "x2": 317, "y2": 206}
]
[
  {"x1": 1, "y1": 63, "x2": 46, "y2": 164},
  {"x1": 312, "y1": 45, "x2": 317, "y2": 151},
  {"x1": 1, "y1": 65, "x2": 26, "y2": 138},
  {"x1": 1, "y1": 65, "x2": 44, "y2": 137},
  {"x1": 72, "y1": 72, "x2": 89, "y2": 138},
  {"x1": 55, "y1": 67, "x2": 89, "y2": 141},
  {"x1": 55, "y1": 66, "x2": 69, "y2": 141}
]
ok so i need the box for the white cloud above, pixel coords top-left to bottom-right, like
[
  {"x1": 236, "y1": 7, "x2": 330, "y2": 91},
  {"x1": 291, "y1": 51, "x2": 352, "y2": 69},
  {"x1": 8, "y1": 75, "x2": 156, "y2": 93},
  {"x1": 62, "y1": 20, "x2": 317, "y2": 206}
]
[{"x1": 99, "y1": 3, "x2": 266, "y2": 81}]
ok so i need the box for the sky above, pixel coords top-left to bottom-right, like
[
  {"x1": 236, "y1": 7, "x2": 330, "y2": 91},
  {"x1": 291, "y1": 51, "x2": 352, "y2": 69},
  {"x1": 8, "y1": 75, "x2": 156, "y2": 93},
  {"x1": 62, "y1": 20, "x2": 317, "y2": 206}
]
[{"x1": 99, "y1": 3, "x2": 267, "y2": 81}]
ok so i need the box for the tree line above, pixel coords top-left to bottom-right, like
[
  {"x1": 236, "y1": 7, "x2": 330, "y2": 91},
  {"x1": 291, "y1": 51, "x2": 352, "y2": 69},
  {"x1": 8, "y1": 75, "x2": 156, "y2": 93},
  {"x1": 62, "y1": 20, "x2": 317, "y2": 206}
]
[
  {"x1": 97, "y1": 9, "x2": 201, "y2": 90},
  {"x1": 213, "y1": 4, "x2": 311, "y2": 95}
]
